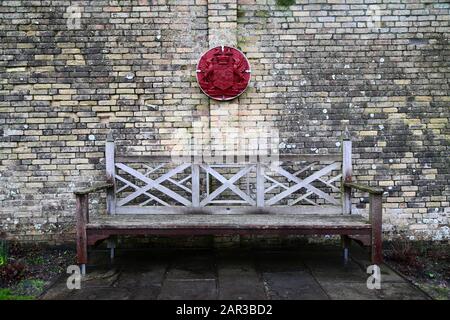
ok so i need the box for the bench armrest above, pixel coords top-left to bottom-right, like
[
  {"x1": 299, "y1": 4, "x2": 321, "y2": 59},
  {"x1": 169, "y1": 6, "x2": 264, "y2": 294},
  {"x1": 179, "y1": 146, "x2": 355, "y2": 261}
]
[
  {"x1": 343, "y1": 181, "x2": 383, "y2": 264},
  {"x1": 74, "y1": 181, "x2": 115, "y2": 236},
  {"x1": 74, "y1": 182, "x2": 114, "y2": 195},
  {"x1": 343, "y1": 182, "x2": 383, "y2": 195}
]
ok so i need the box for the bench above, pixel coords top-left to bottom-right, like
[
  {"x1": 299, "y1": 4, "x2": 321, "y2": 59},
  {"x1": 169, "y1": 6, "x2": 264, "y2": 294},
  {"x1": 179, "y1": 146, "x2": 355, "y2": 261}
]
[{"x1": 74, "y1": 132, "x2": 384, "y2": 274}]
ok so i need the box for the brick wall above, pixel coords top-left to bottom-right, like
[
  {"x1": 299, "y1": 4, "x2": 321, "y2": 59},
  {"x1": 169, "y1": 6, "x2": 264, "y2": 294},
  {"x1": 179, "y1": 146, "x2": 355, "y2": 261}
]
[{"x1": 0, "y1": 0, "x2": 449, "y2": 242}]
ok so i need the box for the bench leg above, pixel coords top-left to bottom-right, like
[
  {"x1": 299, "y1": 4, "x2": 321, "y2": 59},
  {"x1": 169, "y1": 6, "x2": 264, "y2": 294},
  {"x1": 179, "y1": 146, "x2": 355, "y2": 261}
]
[
  {"x1": 106, "y1": 238, "x2": 116, "y2": 261},
  {"x1": 371, "y1": 235, "x2": 383, "y2": 265},
  {"x1": 341, "y1": 235, "x2": 351, "y2": 265},
  {"x1": 76, "y1": 194, "x2": 88, "y2": 273},
  {"x1": 370, "y1": 194, "x2": 383, "y2": 265}
]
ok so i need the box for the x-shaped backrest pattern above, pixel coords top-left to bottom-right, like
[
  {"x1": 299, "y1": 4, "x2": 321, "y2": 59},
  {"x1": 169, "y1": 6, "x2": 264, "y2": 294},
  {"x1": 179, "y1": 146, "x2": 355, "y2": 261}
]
[
  {"x1": 115, "y1": 162, "x2": 192, "y2": 207},
  {"x1": 113, "y1": 161, "x2": 341, "y2": 208},
  {"x1": 263, "y1": 162, "x2": 341, "y2": 206},
  {"x1": 200, "y1": 164, "x2": 256, "y2": 206}
]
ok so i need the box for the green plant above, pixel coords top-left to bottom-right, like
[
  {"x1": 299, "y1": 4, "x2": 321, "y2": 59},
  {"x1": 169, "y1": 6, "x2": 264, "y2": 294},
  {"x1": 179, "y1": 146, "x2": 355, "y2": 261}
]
[
  {"x1": 13, "y1": 279, "x2": 46, "y2": 297},
  {"x1": 0, "y1": 261, "x2": 28, "y2": 286},
  {"x1": 0, "y1": 289, "x2": 33, "y2": 300},
  {"x1": 26, "y1": 255, "x2": 45, "y2": 266},
  {"x1": 0, "y1": 240, "x2": 7, "y2": 266},
  {"x1": 388, "y1": 239, "x2": 424, "y2": 271}
]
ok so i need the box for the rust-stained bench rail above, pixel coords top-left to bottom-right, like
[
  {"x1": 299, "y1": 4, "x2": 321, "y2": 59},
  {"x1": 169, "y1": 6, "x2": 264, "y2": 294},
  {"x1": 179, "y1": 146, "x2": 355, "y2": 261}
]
[{"x1": 74, "y1": 132, "x2": 384, "y2": 274}]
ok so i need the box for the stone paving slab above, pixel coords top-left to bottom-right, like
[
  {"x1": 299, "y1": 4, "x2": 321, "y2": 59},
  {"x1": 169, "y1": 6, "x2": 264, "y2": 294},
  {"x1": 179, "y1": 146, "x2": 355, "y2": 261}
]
[
  {"x1": 68, "y1": 287, "x2": 133, "y2": 300},
  {"x1": 81, "y1": 269, "x2": 120, "y2": 288},
  {"x1": 217, "y1": 262, "x2": 267, "y2": 300},
  {"x1": 114, "y1": 266, "x2": 166, "y2": 288},
  {"x1": 319, "y1": 282, "x2": 381, "y2": 300},
  {"x1": 375, "y1": 283, "x2": 431, "y2": 300},
  {"x1": 40, "y1": 245, "x2": 429, "y2": 300},
  {"x1": 129, "y1": 285, "x2": 163, "y2": 300},
  {"x1": 263, "y1": 271, "x2": 329, "y2": 300},
  {"x1": 167, "y1": 253, "x2": 216, "y2": 280},
  {"x1": 254, "y1": 250, "x2": 308, "y2": 272},
  {"x1": 159, "y1": 279, "x2": 217, "y2": 300},
  {"x1": 307, "y1": 259, "x2": 369, "y2": 283}
]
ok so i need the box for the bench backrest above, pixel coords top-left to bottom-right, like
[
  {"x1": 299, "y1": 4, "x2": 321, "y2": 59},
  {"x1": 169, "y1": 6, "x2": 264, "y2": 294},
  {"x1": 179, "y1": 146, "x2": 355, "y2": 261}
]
[{"x1": 104, "y1": 135, "x2": 352, "y2": 215}]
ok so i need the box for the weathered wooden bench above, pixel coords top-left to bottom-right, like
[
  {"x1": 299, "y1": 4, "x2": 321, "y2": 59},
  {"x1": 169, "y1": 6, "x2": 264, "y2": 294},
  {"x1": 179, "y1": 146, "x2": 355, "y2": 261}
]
[{"x1": 74, "y1": 133, "x2": 384, "y2": 274}]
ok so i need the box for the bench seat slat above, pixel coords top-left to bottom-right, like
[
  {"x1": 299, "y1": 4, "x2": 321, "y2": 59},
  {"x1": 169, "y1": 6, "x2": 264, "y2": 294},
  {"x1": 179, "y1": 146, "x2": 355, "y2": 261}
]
[
  {"x1": 87, "y1": 214, "x2": 370, "y2": 230},
  {"x1": 113, "y1": 205, "x2": 343, "y2": 215}
]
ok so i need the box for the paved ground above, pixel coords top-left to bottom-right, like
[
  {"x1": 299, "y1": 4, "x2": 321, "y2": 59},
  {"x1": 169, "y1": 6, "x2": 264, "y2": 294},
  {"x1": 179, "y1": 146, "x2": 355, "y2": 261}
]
[{"x1": 41, "y1": 244, "x2": 428, "y2": 300}]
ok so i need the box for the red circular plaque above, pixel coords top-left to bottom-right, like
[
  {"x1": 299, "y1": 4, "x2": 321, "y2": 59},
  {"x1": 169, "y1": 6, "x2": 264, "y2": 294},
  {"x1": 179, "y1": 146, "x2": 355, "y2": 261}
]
[{"x1": 196, "y1": 46, "x2": 251, "y2": 101}]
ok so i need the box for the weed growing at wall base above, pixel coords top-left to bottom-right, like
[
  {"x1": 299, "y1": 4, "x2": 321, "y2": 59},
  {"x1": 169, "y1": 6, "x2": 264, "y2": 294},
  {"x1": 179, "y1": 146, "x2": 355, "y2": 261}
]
[{"x1": 0, "y1": 240, "x2": 7, "y2": 266}]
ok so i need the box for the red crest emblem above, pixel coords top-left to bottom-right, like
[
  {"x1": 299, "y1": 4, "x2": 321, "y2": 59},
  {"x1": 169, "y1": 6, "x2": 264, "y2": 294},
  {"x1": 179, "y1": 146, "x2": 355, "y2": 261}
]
[{"x1": 196, "y1": 46, "x2": 251, "y2": 101}]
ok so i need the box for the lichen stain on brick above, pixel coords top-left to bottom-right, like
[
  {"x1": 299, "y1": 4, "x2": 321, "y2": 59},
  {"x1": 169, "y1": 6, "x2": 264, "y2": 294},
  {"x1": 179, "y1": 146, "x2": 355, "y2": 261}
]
[{"x1": 275, "y1": 0, "x2": 296, "y2": 8}]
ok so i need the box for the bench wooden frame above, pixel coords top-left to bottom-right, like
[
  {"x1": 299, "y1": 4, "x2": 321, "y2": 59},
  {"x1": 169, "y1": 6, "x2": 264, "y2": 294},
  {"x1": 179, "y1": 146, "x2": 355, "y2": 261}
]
[{"x1": 75, "y1": 132, "x2": 384, "y2": 274}]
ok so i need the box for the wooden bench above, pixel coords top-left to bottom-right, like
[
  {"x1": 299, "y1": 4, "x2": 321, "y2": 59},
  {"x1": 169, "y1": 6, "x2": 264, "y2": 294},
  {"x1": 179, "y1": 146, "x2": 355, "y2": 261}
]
[{"x1": 74, "y1": 132, "x2": 384, "y2": 274}]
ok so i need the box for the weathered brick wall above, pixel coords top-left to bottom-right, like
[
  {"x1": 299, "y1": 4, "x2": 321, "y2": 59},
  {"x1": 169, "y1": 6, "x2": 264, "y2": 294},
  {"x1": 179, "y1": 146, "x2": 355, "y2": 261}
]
[{"x1": 0, "y1": 0, "x2": 449, "y2": 242}]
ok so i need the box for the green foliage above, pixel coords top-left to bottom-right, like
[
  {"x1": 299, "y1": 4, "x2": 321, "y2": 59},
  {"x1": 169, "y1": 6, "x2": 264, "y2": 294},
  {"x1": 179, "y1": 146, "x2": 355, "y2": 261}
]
[
  {"x1": 0, "y1": 240, "x2": 7, "y2": 266},
  {"x1": 388, "y1": 239, "x2": 424, "y2": 270},
  {"x1": 0, "y1": 261, "x2": 28, "y2": 286},
  {"x1": 26, "y1": 255, "x2": 45, "y2": 266},
  {"x1": 0, "y1": 289, "x2": 33, "y2": 300},
  {"x1": 13, "y1": 279, "x2": 46, "y2": 297},
  {"x1": 276, "y1": 0, "x2": 296, "y2": 7}
]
